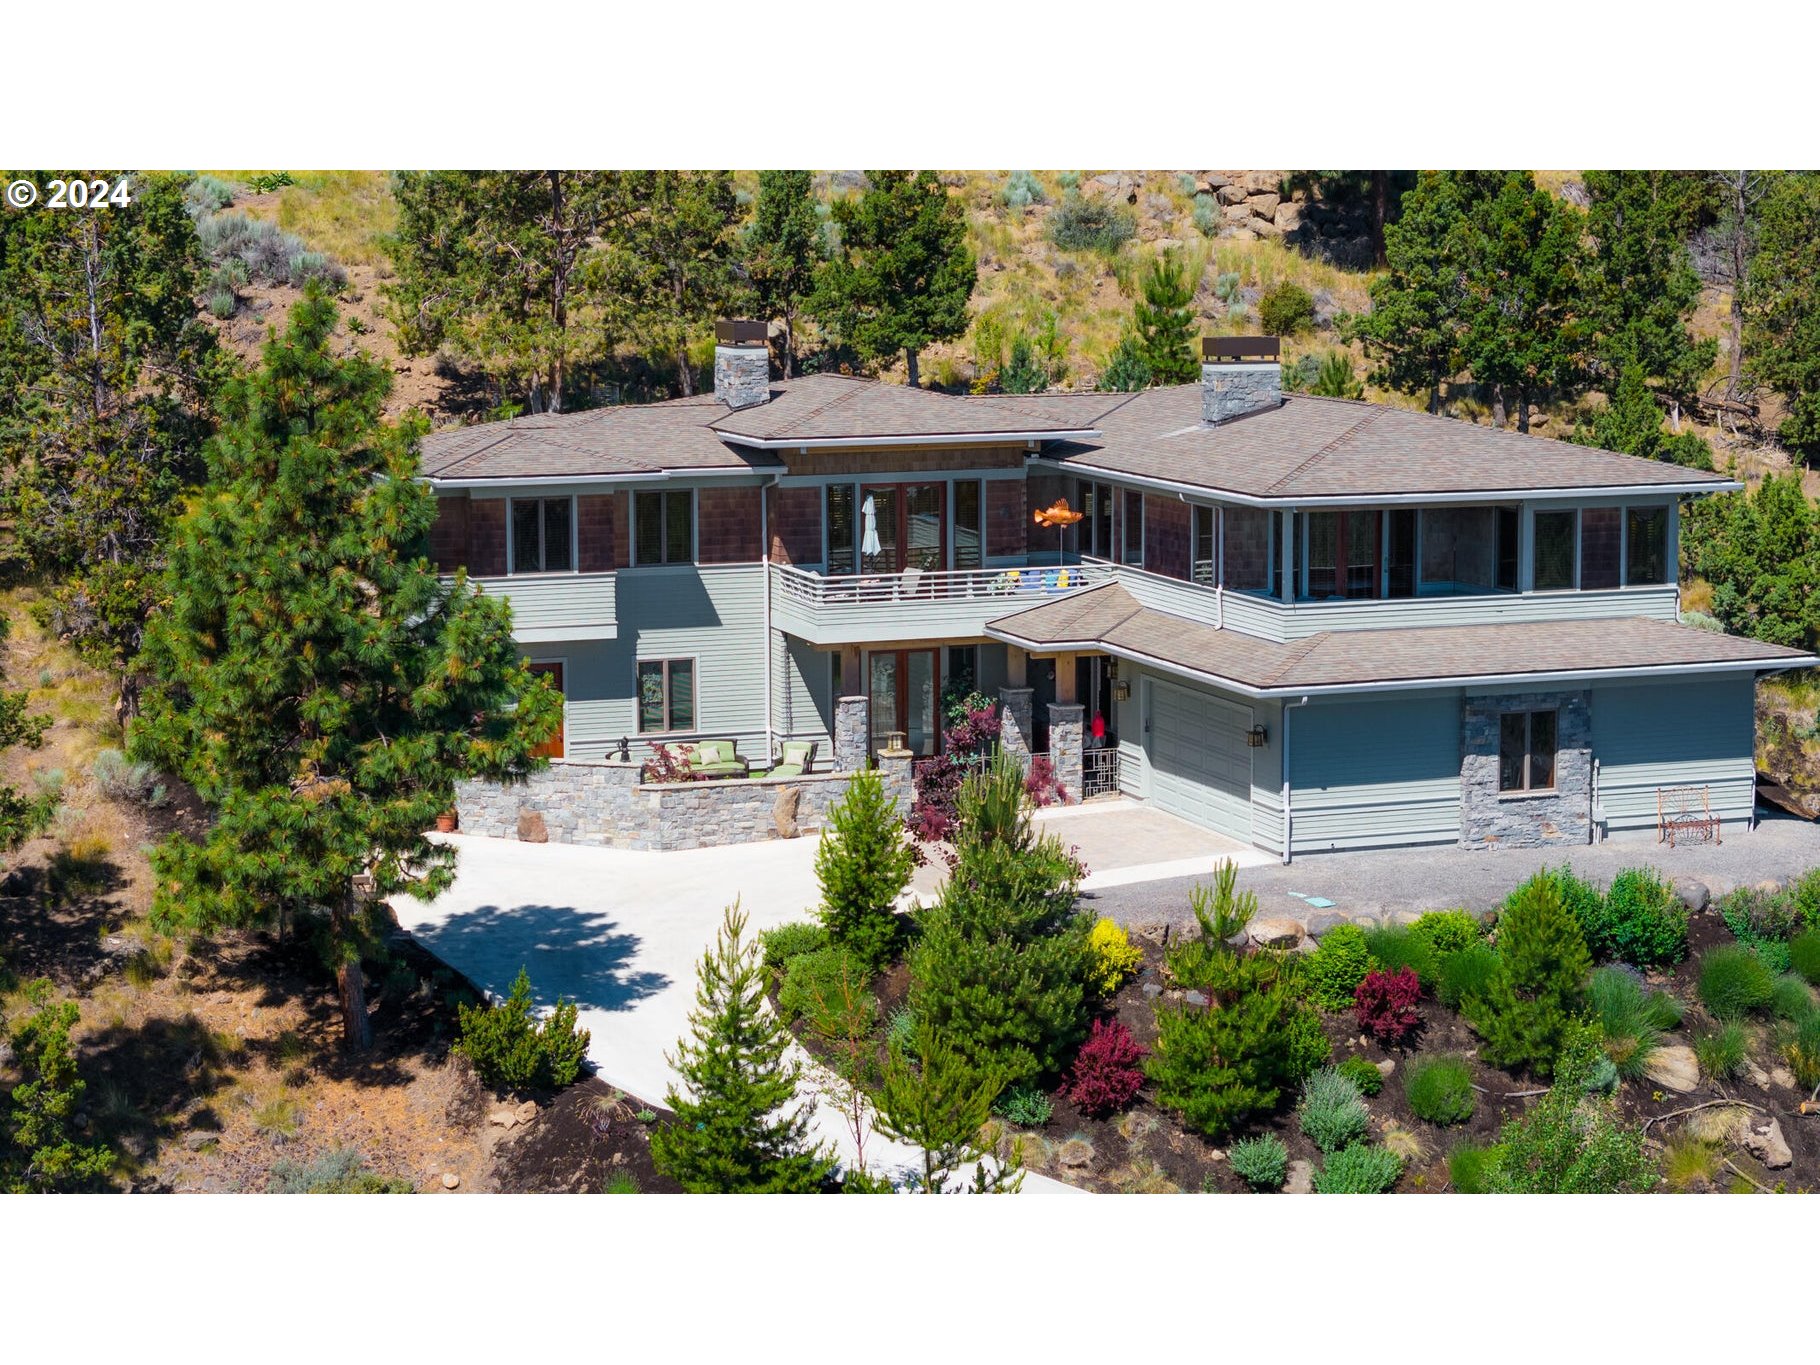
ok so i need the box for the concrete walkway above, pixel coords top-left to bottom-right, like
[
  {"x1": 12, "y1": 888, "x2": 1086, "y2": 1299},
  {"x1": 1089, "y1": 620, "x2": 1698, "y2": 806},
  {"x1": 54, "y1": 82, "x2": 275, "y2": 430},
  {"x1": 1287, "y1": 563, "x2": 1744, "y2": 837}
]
[
  {"x1": 392, "y1": 833, "x2": 1081, "y2": 1194},
  {"x1": 1085, "y1": 811, "x2": 1820, "y2": 930}
]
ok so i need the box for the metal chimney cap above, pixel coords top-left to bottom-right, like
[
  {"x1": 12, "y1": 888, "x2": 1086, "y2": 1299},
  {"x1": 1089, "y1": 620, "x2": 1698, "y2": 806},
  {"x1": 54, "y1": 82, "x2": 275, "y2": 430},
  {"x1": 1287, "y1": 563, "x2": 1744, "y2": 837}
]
[
  {"x1": 715, "y1": 319, "x2": 769, "y2": 346},
  {"x1": 1202, "y1": 335, "x2": 1281, "y2": 363}
]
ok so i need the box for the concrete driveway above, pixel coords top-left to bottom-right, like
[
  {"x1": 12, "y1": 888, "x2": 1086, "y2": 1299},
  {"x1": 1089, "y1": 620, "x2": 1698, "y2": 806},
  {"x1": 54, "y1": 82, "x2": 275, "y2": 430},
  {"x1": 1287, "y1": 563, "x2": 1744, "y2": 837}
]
[{"x1": 393, "y1": 833, "x2": 1082, "y2": 1193}]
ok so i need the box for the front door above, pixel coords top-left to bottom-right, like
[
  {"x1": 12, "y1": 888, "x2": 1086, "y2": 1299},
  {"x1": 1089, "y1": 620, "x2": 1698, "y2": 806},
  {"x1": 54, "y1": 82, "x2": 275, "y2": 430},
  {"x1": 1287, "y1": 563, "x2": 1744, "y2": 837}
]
[
  {"x1": 526, "y1": 661, "x2": 565, "y2": 759},
  {"x1": 868, "y1": 648, "x2": 940, "y2": 756}
]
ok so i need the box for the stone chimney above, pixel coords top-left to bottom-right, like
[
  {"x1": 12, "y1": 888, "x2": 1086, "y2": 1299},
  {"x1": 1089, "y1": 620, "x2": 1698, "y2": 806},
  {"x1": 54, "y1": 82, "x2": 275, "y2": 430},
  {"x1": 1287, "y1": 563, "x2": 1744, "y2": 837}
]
[
  {"x1": 714, "y1": 319, "x2": 771, "y2": 410},
  {"x1": 1202, "y1": 335, "x2": 1283, "y2": 424}
]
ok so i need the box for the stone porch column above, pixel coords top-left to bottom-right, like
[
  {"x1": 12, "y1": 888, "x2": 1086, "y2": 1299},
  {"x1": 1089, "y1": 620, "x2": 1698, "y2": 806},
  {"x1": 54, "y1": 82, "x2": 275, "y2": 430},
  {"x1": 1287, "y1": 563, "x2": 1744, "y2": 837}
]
[
  {"x1": 998, "y1": 686, "x2": 1033, "y2": 764},
  {"x1": 875, "y1": 744, "x2": 914, "y2": 818},
  {"x1": 833, "y1": 694, "x2": 870, "y2": 771},
  {"x1": 1047, "y1": 702, "x2": 1084, "y2": 804}
]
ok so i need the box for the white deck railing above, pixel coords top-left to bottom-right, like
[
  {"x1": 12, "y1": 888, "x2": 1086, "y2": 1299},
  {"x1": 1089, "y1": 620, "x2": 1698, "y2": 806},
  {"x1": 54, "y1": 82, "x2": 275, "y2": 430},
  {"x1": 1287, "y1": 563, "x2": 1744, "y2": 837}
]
[{"x1": 770, "y1": 560, "x2": 1114, "y2": 608}]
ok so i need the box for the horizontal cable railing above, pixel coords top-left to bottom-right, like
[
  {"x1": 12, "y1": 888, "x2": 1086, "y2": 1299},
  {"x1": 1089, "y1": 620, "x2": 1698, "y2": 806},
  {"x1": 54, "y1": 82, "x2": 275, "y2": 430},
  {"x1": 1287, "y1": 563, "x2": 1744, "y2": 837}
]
[{"x1": 770, "y1": 560, "x2": 1113, "y2": 607}]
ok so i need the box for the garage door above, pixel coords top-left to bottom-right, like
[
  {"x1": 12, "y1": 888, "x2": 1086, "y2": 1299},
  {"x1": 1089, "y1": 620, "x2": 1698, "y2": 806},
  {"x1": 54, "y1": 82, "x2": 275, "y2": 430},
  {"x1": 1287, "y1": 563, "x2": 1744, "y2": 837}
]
[{"x1": 1146, "y1": 679, "x2": 1253, "y2": 840}]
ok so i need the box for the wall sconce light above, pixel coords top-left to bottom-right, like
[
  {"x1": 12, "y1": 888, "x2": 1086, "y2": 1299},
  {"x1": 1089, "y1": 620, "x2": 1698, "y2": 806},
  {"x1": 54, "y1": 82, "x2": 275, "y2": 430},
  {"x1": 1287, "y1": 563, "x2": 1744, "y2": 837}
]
[
  {"x1": 1246, "y1": 724, "x2": 1269, "y2": 748},
  {"x1": 1112, "y1": 681, "x2": 1131, "y2": 702}
]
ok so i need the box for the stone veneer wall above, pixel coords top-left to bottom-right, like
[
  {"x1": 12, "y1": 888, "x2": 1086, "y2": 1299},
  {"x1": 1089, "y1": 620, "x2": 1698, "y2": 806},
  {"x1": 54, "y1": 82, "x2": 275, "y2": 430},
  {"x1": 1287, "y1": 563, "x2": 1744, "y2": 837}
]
[
  {"x1": 1459, "y1": 689, "x2": 1592, "y2": 849},
  {"x1": 454, "y1": 750, "x2": 913, "y2": 852},
  {"x1": 1047, "y1": 703, "x2": 1084, "y2": 803}
]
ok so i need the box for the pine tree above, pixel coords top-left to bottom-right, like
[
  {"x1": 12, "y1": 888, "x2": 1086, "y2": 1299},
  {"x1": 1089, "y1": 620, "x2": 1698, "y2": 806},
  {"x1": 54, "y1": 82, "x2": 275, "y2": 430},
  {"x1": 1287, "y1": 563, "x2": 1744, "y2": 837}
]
[
  {"x1": 814, "y1": 171, "x2": 976, "y2": 388},
  {"x1": 1098, "y1": 331, "x2": 1154, "y2": 392},
  {"x1": 1132, "y1": 252, "x2": 1199, "y2": 385},
  {"x1": 746, "y1": 170, "x2": 826, "y2": 379},
  {"x1": 131, "y1": 288, "x2": 561, "y2": 1048},
  {"x1": 0, "y1": 171, "x2": 226, "y2": 717},
  {"x1": 872, "y1": 1015, "x2": 1021, "y2": 1194},
  {"x1": 1465, "y1": 874, "x2": 1593, "y2": 1077},
  {"x1": 1745, "y1": 170, "x2": 1820, "y2": 458},
  {"x1": 908, "y1": 759, "x2": 1091, "y2": 1085},
  {"x1": 3, "y1": 981, "x2": 114, "y2": 1192},
  {"x1": 1574, "y1": 364, "x2": 1666, "y2": 459},
  {"x1": 1309, "y1": 351, "x2": 1364, "y2": 400},
  {"x1": 814, "y1": 765, "x2": 916, "y2": 972},
  {"x1": 650, "y1": 902, "x2": 834, "y2": 1193},
  {"x1": 0, "y1": 618, "x2": 52, "y2": 852},
  {"x1": 998, "y1": 334, "x2": 1048, "y2": 394}
]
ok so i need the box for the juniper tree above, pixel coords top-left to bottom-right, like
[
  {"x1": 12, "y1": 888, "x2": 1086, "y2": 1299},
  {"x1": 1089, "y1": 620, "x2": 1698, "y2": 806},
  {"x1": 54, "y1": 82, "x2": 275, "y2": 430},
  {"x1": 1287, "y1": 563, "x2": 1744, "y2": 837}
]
[
  {"x1": 1098, "y1": 331, "x2": 1154, "y2": 392},
  {"x1": 0, "y1": 171, "x2": 226, "y2": 717},
  {"x1": 131, "y1": 288, "x2": 560, "y2": 1048},
  {"x1": 0, "y1": 617, "x2": 52, "y2": 854},
  {"x1": 3, "y1": 982, "x2": 114, "y2": 1192},
  {"x1": 1745, "y1": 170, "x2": 1820, "y2": 458},
  {"x1": 814, "y1": 171, "x2": 976, "y2": 388},
  {"x1": 745, "y1": 170, "x2": 827, "y2": 379},
  {"x1": 650, "y1": 902, "x2": 834, "y2": 1193}
]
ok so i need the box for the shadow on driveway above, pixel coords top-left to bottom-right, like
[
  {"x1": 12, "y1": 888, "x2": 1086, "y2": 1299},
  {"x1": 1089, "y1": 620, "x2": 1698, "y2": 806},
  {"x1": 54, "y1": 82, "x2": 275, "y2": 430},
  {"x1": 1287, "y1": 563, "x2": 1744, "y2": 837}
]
[{"x1": 412, "y1": 902, "x2": 670, "y2": 1014}]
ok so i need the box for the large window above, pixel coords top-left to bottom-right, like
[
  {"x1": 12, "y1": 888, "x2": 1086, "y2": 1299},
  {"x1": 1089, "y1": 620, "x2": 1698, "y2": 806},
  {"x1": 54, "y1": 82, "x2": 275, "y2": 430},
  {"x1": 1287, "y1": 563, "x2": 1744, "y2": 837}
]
[
  {"x1": 1498, "y1": 709, "x2": 1557, "y2": 793},
  {"x1": 634, "y1": 490, "x2": 694, "y2": 565},
  {"x1": 1081, "y1": 481, "x2": 1115, "y2": 558},
  {"x1": 1222, "y1": 505, "x2": 1273, "y2": 593},
  {"x1": 509, "y1": 496, "x2": 573, "y2": 575},
  {"x1": 1580, "y1": 507, "x2": 1622, "y2": 590},
  {"x1": 953, "y1": 480, "x2": 983, "y2": 570},
  {"x1": 1122, "y1": 490, "x2": 1144, "y2": 566},
  {"x1": 1192, "y1": 505, "x2": 1215, "y2": 586},
  {"x1": 1626, "y1": 505, "x2": 1669, "y2": 586},
  {"x1": 1533, "y1": 509, "x2": 1577, "y2": 590},
  {"x1": 1305, "y1": 509, "x2": 1381, "y2": 599},
  {"x1": 826, "y1": 485, "x2": 856, "y2": 575},
  {"x1": 637, "y1": 658, "x2": 695, "y2": 733}
]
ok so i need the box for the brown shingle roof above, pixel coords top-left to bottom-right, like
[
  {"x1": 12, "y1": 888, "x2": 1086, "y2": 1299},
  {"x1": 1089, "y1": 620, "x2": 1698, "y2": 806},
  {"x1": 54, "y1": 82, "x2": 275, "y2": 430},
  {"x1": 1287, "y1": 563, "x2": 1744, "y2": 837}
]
[
  {"x1": 1043, "y1": 386, "x2": 1733, "y2": 499},
  {"x1": 420, "y1": 402, "x2": 773, "y2": 480},
  {"x1": 987, "y1": 584, "x2": 1810, "y2": 693},
  {"x1": 709, "y1": 374, "x2": 1096, "y2": 442}
]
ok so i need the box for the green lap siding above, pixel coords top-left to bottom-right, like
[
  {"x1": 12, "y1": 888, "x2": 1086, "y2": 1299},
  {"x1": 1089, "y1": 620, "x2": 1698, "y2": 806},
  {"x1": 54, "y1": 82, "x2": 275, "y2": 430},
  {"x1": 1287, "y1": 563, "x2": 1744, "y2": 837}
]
[
  {"x1": 1590, "y1": 676, "x2": 1758, "y2": 834},
  {"x1": 524, "y1": 563, "x2": 772, "y2": 762},
  {"x1": 1287, "y1": 692, "x2": 1463, "y2": 854}
]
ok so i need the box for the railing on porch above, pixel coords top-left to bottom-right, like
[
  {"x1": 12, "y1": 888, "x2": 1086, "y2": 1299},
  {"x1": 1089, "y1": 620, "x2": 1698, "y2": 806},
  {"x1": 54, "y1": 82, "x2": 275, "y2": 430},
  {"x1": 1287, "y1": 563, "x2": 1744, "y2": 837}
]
[
  {"x1": 770, "y1": 560, "x2": 1114, "y2": 607},
  {"x1": 1082, "y1": 745, "x2": 1121, "y2": 799}
]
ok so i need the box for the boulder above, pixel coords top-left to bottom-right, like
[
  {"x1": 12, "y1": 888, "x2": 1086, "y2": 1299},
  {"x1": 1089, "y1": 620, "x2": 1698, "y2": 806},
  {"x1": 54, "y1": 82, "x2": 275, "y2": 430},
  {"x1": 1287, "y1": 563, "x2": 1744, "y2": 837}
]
[
  {"x1": 1274, "y1": 202, "x2": 1304, "y2": 232},
  {"x1": 515, "y1": 1099, "x2": 539, "y2": 1125},
  {"x1": 1743, "y1": 1058, "x2": 1772, "y2": 1090},
  {"x1": 1755, "y1": 879, "x2": 1784, "y2": 896},
  {"x1": 516, "y1": 810, "x2": 548, "y2": 844},
  {"x1": 441, "y1": 1172, "x2": 461, "y2": 1190},
  {"x1": 1306, "y1": 910, "x2": 1350, "y2": 938},
  {"x1": 1644, "y1": 1045, "x2": 1700, "y2": 1094},
  {"x1": 1770, "y1": 1066, "x2": 1797, "y2": 1090},
  {"x1": 1236, "y1": 170, "x2": 1280, "y2": 194},
  {"x1": 1249, "y1": 917, "x2": 1304, "y2": 949},
  {"x1": 1743, "y1": 1116, "x2": 1793, "y2": 1169},
  {"x1": 1201, "y1": 174, "x2": 1232, "y2": 192},
  {"x1": 1183, "y1": 990, "x2": 1209, "y2": 1007},
  {"x1": 1388, "y1": 908, "x2": 1424, "y2": 928},
  {"x1": 1284, "y1": 1159, "x2": 1315, "y2": 1194},
  {"x1": 1141, "y1": 983, "x2": 1162, "y2": 1000},
  {"x1": 1248, "y1": 192, "x2": 1281, "y2": 219},
  {"x1": 1671, "y1": 877, "x2": 1710, "y2": 914},
  {"x1": 1216, "y1": 183, "x2": 1249, "y2": 206},
  {"x1": 772, "y1": 786, "x2": 802, "y2": 839},
  {"x1": 1375, "y1": 1058, "x2": 1396, "y2": 1078},
  {"x1": 488, "y1": 1108, "x2": 519, "y2": 1129},
  {"x1": 1250, "y1": 217, "x2": 1284, "y2": 238}
]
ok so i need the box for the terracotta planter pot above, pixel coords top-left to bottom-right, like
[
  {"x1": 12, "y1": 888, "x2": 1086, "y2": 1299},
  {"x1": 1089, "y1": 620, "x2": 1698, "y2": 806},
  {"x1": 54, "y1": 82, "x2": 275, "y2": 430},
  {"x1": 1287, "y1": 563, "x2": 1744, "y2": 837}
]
[{"x1": 435, "y1": 810, "x2": 459, "y2": 834}]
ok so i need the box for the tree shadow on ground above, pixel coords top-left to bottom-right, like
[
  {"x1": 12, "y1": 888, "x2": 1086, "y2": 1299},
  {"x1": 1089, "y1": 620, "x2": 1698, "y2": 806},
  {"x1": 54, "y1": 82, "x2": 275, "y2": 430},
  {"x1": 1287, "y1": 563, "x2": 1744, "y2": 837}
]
[
  {"x1": 0, "y1": 853, "x2": 131, "y2": 988},
  {"x1": 409, "y1": 902, "x2": 669, "y2": 1014},
  {"x1": 77, "y1": 1011, "x2": 234, "y2": 1177}
]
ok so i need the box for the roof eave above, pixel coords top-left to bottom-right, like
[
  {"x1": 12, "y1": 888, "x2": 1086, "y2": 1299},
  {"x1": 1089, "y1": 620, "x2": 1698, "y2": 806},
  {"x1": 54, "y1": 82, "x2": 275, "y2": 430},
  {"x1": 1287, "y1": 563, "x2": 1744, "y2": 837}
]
[
  {"x1": 714, "y1": 428, "x2": 1103, "y2": 450},
  {"x1": 421, "y1": 467, "x2": 769, "y2": 489}
]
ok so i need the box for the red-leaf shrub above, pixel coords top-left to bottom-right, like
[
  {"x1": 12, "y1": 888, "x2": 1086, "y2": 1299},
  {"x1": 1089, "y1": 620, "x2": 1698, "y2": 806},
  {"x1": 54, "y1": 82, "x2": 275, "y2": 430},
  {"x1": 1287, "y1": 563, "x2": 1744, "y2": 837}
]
[
  {"x1": 1354, "y1": 967, "x2": 1422, "y2": 1044},
  {"x1": 1024, "y1": 753, "x2": 1066, "y2": 806},
  {"x1": 908, "y1": 703, "x2": 999, "y2": 843},
  {"x1": 641, "y1": 742, "x2": 700, "y2": 784},
  {"x1": 1064, "y1": 1017, "x2": 1148, "y2": 1117}
]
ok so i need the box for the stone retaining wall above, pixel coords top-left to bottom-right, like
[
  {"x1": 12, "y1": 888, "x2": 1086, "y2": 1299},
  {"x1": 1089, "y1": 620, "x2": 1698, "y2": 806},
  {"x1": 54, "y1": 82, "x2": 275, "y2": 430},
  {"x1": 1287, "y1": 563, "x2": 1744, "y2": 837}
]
[{"x1": 454, "y1": 752, "x2": 912, "y2": 852}]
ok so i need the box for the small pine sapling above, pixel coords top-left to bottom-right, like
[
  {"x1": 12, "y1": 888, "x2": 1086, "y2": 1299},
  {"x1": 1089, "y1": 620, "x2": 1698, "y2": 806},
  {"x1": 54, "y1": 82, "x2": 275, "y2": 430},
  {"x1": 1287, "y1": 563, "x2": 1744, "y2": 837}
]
[{"x1": 815, "y1": 765, "x2": 917, "y2": 973}]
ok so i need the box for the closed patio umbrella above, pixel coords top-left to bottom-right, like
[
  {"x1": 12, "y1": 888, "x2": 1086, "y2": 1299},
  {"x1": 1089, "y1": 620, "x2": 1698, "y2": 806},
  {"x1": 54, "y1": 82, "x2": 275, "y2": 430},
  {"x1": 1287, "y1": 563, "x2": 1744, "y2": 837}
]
[{"x1": 861, "y1": 494, "x2": 882, "y2": 560}]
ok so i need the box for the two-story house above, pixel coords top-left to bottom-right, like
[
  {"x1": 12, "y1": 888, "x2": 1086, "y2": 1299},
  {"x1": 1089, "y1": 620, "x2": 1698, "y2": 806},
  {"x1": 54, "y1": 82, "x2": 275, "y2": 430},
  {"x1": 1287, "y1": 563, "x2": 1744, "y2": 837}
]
[{"x1": 424, "y1": 323, "x2": 1814, "y2": 860}]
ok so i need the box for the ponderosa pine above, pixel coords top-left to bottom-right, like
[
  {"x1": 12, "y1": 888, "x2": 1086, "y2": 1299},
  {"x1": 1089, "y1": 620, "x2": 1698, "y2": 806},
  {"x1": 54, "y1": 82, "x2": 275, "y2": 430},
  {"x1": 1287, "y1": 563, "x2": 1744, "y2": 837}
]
[{"x1": 131, "y1": 287, "x2": 560, "y2": 1049}]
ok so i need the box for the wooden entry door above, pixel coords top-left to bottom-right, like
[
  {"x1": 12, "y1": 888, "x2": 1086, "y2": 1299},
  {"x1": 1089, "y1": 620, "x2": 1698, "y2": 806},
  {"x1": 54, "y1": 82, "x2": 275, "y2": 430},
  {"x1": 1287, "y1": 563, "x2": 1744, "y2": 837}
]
[{"x1": 527, "y1": 661, "x2": 565, "y2": 759}]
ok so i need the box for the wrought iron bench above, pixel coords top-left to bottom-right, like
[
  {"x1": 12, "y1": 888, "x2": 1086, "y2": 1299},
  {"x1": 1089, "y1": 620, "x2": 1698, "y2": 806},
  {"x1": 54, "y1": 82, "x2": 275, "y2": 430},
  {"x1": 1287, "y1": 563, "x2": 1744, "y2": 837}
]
[{"x1": 1657, "y1": 785, "x2": 1721, "y2": 847}]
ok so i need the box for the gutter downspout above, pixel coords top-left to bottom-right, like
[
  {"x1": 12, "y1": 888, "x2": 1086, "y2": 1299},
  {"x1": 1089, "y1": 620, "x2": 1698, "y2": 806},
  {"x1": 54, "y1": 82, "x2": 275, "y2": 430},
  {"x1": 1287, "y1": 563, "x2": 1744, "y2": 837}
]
[
  {"x1": 761, "y1": 474, "x2": 780, "y2": 762},
  {"x1": 1281, "y1": 695, "x2": 1311, "y2": 864}
]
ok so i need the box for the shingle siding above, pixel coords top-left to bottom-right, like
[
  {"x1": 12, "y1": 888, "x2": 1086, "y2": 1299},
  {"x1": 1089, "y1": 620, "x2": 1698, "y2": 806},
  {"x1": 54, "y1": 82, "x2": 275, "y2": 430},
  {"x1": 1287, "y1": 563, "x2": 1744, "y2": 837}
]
[
  {"x1": 467, "y1": 498, "x2": 507, "y2": 577},
  {"x1": 430, "y1": 494, "x2": 468, "y2": 573},
  {"x1": 577, "y1": 493, "x2": 621, "y2": 573},
  {"x1": 987, "y1": 479, "x2": 1027, "y2": 560},
  {"x1": 1144, "y1": 494, "x2": 1191, "y2": 581},
  {"x1": 698, "y1": 486, "x2": 764, "y2": 563}
]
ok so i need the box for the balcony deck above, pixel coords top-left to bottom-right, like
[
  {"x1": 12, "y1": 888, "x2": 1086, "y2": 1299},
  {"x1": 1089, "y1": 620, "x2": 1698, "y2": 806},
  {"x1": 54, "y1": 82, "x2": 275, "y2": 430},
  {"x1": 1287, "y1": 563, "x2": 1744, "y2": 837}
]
[{"x1": 769, "y1": 561, "x2": 1114, "y2": 645}]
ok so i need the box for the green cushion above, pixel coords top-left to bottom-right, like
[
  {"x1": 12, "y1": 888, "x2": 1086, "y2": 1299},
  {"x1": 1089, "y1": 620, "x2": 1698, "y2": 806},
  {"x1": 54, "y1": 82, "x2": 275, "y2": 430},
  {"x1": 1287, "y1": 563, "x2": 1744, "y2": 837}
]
[
  {"x1": 778, "y1": 740, "x2": 815, "y2": 768},
  {"x1": 692, "y1": 740, "x2": 733, "y2": 766}
]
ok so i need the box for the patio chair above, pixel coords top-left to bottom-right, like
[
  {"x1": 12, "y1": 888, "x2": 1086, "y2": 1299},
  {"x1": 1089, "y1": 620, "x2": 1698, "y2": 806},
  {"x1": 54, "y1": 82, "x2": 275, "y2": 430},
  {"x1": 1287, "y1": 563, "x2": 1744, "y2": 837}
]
[
  {"x1": 768, "y1": 740, "x2": 816, "y2": 779},
  {"x1": 687, "y1": 739, "x2": 750, "y2": 779},
  {"x1": 1657, "y1": 785, "x2": 1720, "y2": 847},
  {"x1": 896, "y1": 565, "x2": 925, "y2": 599}
]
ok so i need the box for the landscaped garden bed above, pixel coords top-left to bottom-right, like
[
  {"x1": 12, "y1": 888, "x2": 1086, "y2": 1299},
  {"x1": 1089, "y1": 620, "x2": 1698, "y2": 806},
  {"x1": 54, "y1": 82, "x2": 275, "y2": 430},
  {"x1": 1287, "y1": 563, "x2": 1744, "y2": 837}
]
[{"x1": 762, "y1": 748, "x2": 1820, "y2": 1194}]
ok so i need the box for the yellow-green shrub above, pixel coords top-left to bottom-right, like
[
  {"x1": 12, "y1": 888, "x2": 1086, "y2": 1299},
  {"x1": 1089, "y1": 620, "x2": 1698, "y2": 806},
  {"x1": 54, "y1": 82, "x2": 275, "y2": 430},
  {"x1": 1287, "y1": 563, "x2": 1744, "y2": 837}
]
[{"x1": 1086, "y1": 918, "x2": 1142, "y2": 997}]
